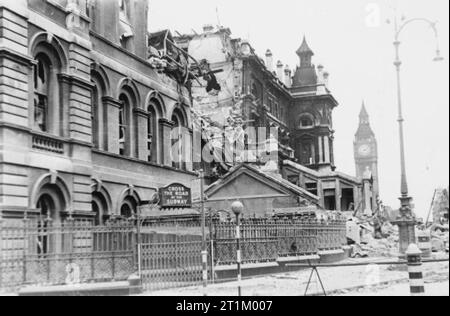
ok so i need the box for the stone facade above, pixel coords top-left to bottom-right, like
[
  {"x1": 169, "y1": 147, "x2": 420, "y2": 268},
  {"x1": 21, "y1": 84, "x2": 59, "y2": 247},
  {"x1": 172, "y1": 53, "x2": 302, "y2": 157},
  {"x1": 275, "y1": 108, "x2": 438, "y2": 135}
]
[{"x1": 0, "y1": 0, "x2": 197, "y2": 223}]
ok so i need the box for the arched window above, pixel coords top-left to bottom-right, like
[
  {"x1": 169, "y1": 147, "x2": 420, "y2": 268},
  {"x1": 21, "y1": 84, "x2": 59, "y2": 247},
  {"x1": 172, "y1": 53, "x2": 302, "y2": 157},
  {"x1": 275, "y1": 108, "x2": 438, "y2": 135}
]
[
  {"x1": 92, "y1": 192, "x2": 109, "y2": 226},
  {"x1": 147, "y1": 108, "x2": 155, "y2": 162},
  {"x1": 36, "y1": 194, "x2": 54, "y2": 255},
  {"x1": 120, "y1": 196, "x2": 137, "y2": 219},
  {"x1": 299, "y1": 114, "x2": 315, "y2": 129},
  {"x1": 91, "y1": 71, "x2": 108, "y2": 150},
  {"x1": 171, "y1": 107, "x2": 188, "y2": 170},
  {"x1": 34, "y1": 179, "x2": 68, "y2": 254},
  {"x1": 147, "y1": 98, "x2": 163, "y2": 163},
  {"x1": 118, "y1": 93, "x2": 131, "y2": 156},
  {"x1": 32, "y1": 38, "x2": 64, "y2": 137},
  {"x1": 91, "y1": 84, "x2": 99, "y2": 148},
  {"x1": 33, "y1": 56, "x2": 51, "y2": 132}
]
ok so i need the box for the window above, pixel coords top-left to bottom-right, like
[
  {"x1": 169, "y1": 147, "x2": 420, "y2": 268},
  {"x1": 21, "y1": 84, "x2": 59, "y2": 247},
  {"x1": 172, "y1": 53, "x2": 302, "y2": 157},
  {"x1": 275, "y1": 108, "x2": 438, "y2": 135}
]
[
  {"x1": 251, "y1": 83, "x2": 258, "y2": 99},
  {"x1": 147, "y1": 102, "x2": 158, "y2": 163},
  {"x1": 120, "y1": 196, "x2": 137, "y2": 219},
  {"x1": 91, "y1": 85, "x2": 99, "y2": 148},
  {"x1": 36, "y1": 194, "x2": 53, "y2": 255},
  {"x1": 301, "y1": 118, "x2": 312, "y2": 127},
  {"x1": 299, "y1": 114, "x2": 315, "y2": 129},
  {"x1": 171, "y1": 108, "x2": 188, "y2": 170},
  {"x1": 33, "y1": 57, "x2": 50, "y2": 132},
  {"x1": 300, "y1": 140, "x2": 314, "y2": 165},
  {"x1": 250, "y1": 80, "x2": 263, "y2": 105},
  {"x1": 268, "y1": 98, "x2": 273, "y2": 113},
  {"x1": 118, "y1": 95, "x2": 129, "y2": 156},
  {"x1": 147, "y1": 111, "x2": 154, "y2": 162},
  {"x1": 91, "y1": 73, "x2": 108, "y2": 150}
]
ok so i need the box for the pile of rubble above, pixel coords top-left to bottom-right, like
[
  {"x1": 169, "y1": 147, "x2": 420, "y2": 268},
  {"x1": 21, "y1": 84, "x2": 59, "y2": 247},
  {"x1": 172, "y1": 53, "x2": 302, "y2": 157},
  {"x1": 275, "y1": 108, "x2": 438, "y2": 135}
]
[
  {"x1": 430, "y1": 224, "x2": 449, "y2": 253},
  {"x1": 347, "y1": 217, "x2": 449, "y2": 258},
  {"x1": 347, "y1": 218, "x2": 400, "y2": 258}
]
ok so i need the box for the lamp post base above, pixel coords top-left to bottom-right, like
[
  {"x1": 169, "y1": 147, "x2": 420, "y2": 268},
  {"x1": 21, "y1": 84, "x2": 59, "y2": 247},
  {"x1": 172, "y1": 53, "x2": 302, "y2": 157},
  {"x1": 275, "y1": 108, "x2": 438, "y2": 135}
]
[{"x1": 393, "y1": 196, "x2": 417, "y2": 256}]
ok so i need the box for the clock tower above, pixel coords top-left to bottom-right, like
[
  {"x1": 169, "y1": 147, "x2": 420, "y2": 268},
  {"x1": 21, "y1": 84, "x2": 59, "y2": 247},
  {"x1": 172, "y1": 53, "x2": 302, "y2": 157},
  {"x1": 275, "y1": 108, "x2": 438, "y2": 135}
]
[{"x1": 354, "y1": 102, "x2": 379, "y2": 202}]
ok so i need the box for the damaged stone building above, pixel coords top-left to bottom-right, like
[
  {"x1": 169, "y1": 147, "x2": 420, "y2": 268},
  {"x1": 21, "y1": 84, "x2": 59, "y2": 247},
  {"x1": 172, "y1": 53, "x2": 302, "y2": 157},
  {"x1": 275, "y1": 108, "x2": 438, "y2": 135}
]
[
  {"x1": 0, "y1": 0, "x2": 378, "y2": 223},
  {"x1": 0, "y1": 0, "x2": 200, "y2": 224},
  {"x1": 175, "y1": 26, "x2": 376, "y2": 214}
]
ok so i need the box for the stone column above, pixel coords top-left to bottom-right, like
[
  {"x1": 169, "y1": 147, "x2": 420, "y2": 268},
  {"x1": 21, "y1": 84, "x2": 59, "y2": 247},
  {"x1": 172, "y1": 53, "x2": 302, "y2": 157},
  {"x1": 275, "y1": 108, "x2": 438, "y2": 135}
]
[
  {"x1": 102, "y1": 97, "x2": 121, "y2": 155},
  {"x1": 134, "y1": 108, "x2": 149, "y2": 161},
  {"x1": 324, "y1": 136, "x2": 330, "y2": 164},
  {"x1": 335, "y1": 179, "x2": 341, "y2": 212},
  {"x1": 363, "y1": 179, "x2": 373, "y2": 216},
  {"x1": 317, "y1": 180, "x2": 324, "y2": 209},
  {"x1": 159, "y1": 118, "x2": 174, "y2": 167},
  {"x1": 57, "y1": 74, "x2": 71, "y2": 138},
  {"x1": 185, "y1": 128, "x2": 193, "y2": 172},
  {"x1": 318, "y1": 136, "x2": 324, "y2": 163},
  {"x1": 353, "y1": 185, "x2": 360, "y2": 212}
]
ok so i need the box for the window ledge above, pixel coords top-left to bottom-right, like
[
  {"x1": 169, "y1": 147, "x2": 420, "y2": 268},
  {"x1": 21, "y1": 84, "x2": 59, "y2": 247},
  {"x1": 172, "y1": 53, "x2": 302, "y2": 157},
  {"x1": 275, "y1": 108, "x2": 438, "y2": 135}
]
[{"x1": 31, "y1": 131, "x2": 66, "y2": 155}]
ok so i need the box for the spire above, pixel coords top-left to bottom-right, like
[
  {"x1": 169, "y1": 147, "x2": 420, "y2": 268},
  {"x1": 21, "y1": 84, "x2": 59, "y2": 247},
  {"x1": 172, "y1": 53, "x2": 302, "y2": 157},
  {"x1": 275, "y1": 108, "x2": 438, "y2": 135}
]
[
  {"x1": 359, "y1": 101, "x2": 369, "y2": 121},
  {"x1": 296, "y1": 36, "x2": 314, "y2": 57},
  {"x1": 296, "y1": 36, "x2": 314, "y2": 68},
  {"x1": 356, "y1": 101, "x2": 374, "y2": 138}
]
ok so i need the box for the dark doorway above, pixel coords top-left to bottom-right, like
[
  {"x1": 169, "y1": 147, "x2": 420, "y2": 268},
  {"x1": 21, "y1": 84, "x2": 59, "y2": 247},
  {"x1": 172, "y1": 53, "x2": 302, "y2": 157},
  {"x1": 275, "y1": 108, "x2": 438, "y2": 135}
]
[
  {"x1": 341, "y1": 188, "x2": 355, "y2": 212},
  {"x1": 324, "y1": 189, "x2": 336, "y2": 211},
  {"x1": 36, "y1": 194, "x2": 55, "y2": 255}
]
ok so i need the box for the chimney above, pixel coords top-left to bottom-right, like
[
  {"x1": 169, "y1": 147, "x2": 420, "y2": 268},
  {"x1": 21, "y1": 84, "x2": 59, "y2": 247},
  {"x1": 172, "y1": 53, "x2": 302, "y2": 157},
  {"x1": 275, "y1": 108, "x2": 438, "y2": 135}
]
[
  {"x1": 276, "y1": 60, "x2": 284, "y2": 81},
  {"x1": 241, "y1": 40, "x2": 251, "y2": 56},
  {"x1": 284, "y1": 65, "x2": 292, "y2": 87},
  {"x1": 265, "y1": 49, "x2": 273, "y2": 72},
  {"x1": 323, "y1": 71, "x2": 330, "y2": 89},
  {"x1": 203, "y1": 24, "x2": 214, "y2": 33},
  {"x1": 317, "y1": 64, "x2": 324, "y2": 83},
  {"x1": 316, "y1": 65, "x2": 328, "y2": 94}
]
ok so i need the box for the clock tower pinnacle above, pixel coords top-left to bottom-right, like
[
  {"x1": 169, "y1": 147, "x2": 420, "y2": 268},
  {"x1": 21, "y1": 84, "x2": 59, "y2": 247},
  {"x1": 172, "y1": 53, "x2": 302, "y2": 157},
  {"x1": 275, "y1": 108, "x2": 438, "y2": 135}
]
[{"x1": 354, "y1": 101, "x2": 380, "y2": 203}]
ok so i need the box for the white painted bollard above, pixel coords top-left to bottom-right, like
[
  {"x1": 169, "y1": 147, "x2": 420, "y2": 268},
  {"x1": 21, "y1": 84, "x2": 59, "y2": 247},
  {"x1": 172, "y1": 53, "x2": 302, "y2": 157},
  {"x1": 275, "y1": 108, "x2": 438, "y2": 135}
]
[{"x1": 406, "y1": 244, "x2": 425, "y2": 296}]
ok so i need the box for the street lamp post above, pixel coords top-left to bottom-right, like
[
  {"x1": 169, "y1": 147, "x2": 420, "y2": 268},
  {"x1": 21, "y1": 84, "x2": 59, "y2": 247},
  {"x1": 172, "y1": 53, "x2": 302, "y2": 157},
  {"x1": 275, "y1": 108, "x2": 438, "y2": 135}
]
[
  {"x1": 231, "y1": 201, "x2": 244, "y2": 297},
  {"x1": 390, "y1": 15, "x2": 444, "y2": 255}
]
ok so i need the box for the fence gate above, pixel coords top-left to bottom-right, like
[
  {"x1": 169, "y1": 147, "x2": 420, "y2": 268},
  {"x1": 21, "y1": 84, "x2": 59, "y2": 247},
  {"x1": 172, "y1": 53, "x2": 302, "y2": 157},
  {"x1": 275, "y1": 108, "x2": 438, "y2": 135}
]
[{"x1": 140, "y1": 235, "x2": 204, "y2": 291}]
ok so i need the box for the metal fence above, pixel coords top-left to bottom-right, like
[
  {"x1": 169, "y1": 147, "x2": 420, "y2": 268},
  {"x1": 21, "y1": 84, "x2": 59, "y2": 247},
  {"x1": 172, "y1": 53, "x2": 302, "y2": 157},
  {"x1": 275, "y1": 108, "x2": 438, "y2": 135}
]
[
  {"x1": 212, "y1": 218, "x2": 347, "y2": 266},
  {"x1": 140, "y1": 238, "x2": 204, "y2": 291},
  {"x1": 0, "y1": 215, "x2": 347, "y2": 292},
  {"x1": 0, "y1": 219, "x2": 136, "y2": 291}
]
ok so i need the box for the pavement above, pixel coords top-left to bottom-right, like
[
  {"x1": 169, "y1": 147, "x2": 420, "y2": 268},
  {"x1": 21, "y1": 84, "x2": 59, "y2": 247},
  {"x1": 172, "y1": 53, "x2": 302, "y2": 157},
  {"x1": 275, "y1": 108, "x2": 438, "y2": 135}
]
[
  {"x1": 339, "y1": 280, "x2": 449, "y2": 296},
  {"x1": 2, "y1": 255, "x2": 448, "y2": 296},
  {"x1": 142, "y1": 256, "x2": 449, "y2": 296}
]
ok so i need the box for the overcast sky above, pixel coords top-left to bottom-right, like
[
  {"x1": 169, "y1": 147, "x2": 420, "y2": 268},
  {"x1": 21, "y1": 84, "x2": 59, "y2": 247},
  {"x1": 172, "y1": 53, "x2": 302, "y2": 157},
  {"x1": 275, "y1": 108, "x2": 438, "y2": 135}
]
[{"x1": 148, "y1": 0, "x2": 449, "y2": 218}]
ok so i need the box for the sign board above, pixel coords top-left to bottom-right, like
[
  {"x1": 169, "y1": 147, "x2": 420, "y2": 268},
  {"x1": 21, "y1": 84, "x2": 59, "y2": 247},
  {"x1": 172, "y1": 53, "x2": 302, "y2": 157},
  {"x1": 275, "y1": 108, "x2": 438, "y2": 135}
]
[{"x1": 159, "y1": 183, "x2": 192, "y2": 208}]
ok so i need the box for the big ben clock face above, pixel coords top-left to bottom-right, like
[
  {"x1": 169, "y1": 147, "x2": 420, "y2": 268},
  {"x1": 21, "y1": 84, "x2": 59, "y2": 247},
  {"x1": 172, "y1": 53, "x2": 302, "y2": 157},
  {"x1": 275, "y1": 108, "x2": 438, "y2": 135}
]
[{"x1": 358, "y1": 144, "x2": 371, "y2": 156}]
